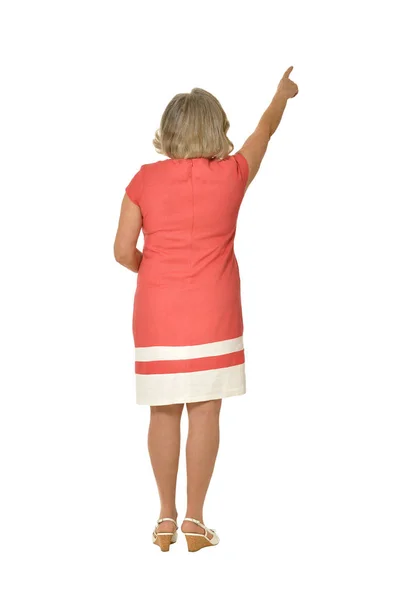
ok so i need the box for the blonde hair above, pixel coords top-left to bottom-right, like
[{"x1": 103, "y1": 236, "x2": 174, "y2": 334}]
[{"x1": 153, "y1": 88, "x2": 234, "y2": 161}]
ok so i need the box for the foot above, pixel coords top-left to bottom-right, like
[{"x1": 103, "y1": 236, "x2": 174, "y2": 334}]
[
  {"x1": 181, "y1": 518, "x2": 214, "y2": 541},
  {"x1": 156, "y1": 514, "x2": 178, "y2": 534}
]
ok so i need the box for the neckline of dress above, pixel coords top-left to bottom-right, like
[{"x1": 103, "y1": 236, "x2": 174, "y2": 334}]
[{"x1": 168, "y1": 157, "x2": 212, "y2": 161}]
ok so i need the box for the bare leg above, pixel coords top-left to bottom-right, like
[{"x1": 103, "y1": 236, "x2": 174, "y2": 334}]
[
  {"x1": 148, "y1": 403, "x2": 184, "y2": 533},
  {"x1": 182, "y1": 399, "x2": 222, "y2": 538}
]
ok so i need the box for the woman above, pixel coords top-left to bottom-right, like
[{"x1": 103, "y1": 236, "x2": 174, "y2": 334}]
[{"x1": 114, "y1": 67, "x2": 298, "y2": 552}]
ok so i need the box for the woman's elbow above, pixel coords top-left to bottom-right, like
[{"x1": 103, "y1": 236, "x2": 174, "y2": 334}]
[
  {"x1": 113, "y1": 243, "x2": 124, "y2": 264},
  {"x1": 114, "y1": 245, "x2": 136, "y2": 271}
]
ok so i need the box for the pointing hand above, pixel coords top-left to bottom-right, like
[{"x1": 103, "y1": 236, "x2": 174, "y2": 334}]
[{"x1": 277, "y1": 66, "x2": 298, "y2": 99}]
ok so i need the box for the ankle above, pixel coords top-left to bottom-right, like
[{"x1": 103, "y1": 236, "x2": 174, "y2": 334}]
[
  {"x1": 159, "y1": 509, "x2": 178, "y2": 520},
  {"x1": 184, "y1": 514, "x2": 203, "y2": 522},
  {"x1": 184, "y1": 510, "x2": 203, "y2": 522}
]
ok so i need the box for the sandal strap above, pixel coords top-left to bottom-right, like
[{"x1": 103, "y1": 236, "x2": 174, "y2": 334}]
[
  {"x1": 157, "y1": 517, "x2": 178, "y2": 527},
  {"x1": 184, "y1": 517, "x2": 206, "y2": 529},
  {"x1": 153, "y1": 517, "x2": 178, "y2": 538},
  {"x1": 184, "y1": 517, "x2": 212, "y2": 538}
]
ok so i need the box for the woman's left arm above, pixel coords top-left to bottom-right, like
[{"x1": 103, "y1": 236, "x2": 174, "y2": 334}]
[{"x1": 114, "y1": 193, "x2": 143, "y2": 273}]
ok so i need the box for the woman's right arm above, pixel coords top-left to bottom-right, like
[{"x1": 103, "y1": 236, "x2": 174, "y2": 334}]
[{"x1": 237, "y1": 66, "x2": 298, "y2": 190}]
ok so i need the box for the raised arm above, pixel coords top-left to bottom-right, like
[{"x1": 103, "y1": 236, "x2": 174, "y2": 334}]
[{"x1": 237, "y1": 66, "x2": 298, "y2": 190}]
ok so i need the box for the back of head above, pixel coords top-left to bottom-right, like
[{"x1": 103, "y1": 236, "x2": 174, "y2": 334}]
[{"x1": 153, "y1": 88, "x2": 234, "y2": 161}]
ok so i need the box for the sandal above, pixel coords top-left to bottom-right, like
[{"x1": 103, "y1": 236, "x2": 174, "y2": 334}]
[
  {"x1": 182, "y1": 517, "x2": 220, "y2": 552},
  {"x1": 152, "y1": 517, "x2": 178, "y2": 552}
]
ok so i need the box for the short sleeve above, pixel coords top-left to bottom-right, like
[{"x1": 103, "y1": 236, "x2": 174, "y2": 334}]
[
  {"x1": 125, "y1": 166, "x2": 144, "y2": 207},
  {"x1": 233, "y1": 152, "x2": 249, "y2": 190}
]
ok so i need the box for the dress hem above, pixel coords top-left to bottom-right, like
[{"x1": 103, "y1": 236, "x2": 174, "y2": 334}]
[{"x1": 136, "y1": 385, "x2": 246, "y2": 407}]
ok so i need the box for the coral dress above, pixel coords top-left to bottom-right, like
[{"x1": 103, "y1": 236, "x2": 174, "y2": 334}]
[{"x1": 125, "y1": 153, "x2": 249, "y2": 406}]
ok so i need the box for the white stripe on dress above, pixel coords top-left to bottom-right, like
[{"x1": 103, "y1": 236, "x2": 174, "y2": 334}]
[
  {"x1": 135, "y1": 363, "x2": 246, "y2": 406},
  {"x1": 135, "y1": 335, "x2": 244, "y2": 362}
]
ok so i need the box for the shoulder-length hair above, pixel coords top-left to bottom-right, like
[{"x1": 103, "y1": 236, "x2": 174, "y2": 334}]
[{"x1": 153, "y1": 88, "x2": 234, "y2": 161}]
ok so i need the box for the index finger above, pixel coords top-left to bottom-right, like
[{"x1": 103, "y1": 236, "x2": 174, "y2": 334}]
[{"x1": 283, "y1": 66, "x2": 294, "y2": 78}]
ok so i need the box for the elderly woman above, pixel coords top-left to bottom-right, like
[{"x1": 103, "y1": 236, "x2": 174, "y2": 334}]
[{"x1": 114, "y1": 67, "x2": 298, "y2": 552}]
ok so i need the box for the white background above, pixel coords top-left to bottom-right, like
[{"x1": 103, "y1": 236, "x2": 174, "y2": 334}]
[{"x1": 1, "y1": 0, "x2": 398, "y2": 598}]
